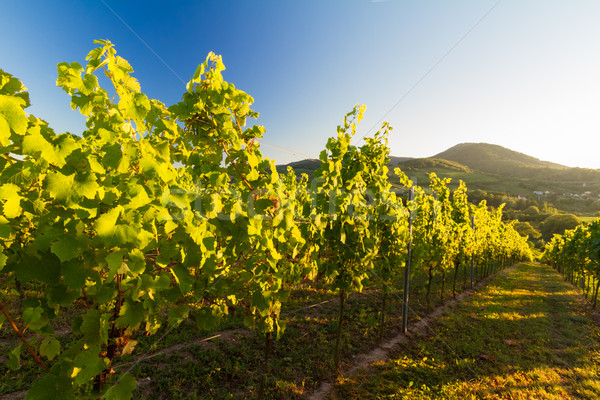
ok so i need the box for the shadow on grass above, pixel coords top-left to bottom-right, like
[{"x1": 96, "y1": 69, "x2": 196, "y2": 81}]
[{"x1": 329, "y1": 263, "x2": 600, "y2": 400}]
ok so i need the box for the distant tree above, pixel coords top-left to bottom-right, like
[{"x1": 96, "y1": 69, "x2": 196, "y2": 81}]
[
  {"x1": 524, "y1": 205, "x2": 540, "y2": 215},
  {"x1": 540, "y1": 214, "x2": 581, "y2": 241},
  {"x1": 469, "y1": 189, "x2": 487, "y2": 206},
  {"x1": 515, "y1": 199, "x2": 528, "y2": 210},
  {"x1": 514, "y1": 221, "x2": 542, "y2": 240},
  {"x1": 517, "y1": 205, "x2": 548, "y2": 224}
]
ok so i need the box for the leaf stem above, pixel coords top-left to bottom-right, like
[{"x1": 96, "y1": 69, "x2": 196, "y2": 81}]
[
  {"x1": 220, "y1": 141, "x2": 253, "y2": 191},
  {"x1": 0, "y1": 302, "x2": 50, "y2": 372}
]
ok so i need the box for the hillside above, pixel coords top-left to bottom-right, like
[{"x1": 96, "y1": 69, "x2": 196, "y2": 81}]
[
  {"x1": 277, "y1": 142, "x2": 600, "y2": 215},
  {"x1": 430, "y1": 143, "x2": 600, "y2": 192},
  {"x1": 399, "y1": 157, "x2": 471, "y2": 173},
  {"x1": 434, "y1": 142, "x2": 567, "y2": 172},
  {"x1": 275, "y1": 142, "x2": 600, "y2": 196},
  {"x1": 396, "y1": 143, "x2": 600, "y2": 198}
]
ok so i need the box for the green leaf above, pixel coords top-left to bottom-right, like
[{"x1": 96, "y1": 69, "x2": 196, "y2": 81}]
[
  {"x1": 140, "y1": 157, "x2": 176, "y2": 182},
  {"x1": 167, "y1": 304, "x2": 189, "y2": 327},
  {"x1": 193, "y1": 306, "x2": 224, "y2": 330},
  {"x1": 119, "y1": 92, "x2": 150, "y2": 123},
  {"x1": 74, "y1": 172, "x2": 99, "y2": 200},
  {"x1": 127, "y1": 248, "x2": 146, "y2": 275},
  {"x1": 7, "y1": 344, "x2": 22, "y2": 370},
  {"x1": 0, "y1": 69, "x2": 28, "y2": 97},
  {"x1": 0, "y1": 183, "x2": 22, "y2": 218},
  {"x1": 171, "y1": 264, "x2": 193, "y2": 293},
  {"x1": 44, "y1": 171, "x2": 98, "y2": 205},
  {"x1": 102, "y1": 143, "x2": 125, "y2": 171},
  {"x1": 40, "y1": 337, "x2": 61, "y2": 361},
  {"x1": 154, "y1": 273, "x2": 171, "y2": 291},
  {"x1": 11, "y1": 253, "x2": 61, "y2": 284},
  {"x1": 106, "y1": 249, "x2": 127, "y2": 281},
  {"x1": 275, "y1": 318, "x2": 287, "y2": 339},
  {"x1": 81, "y1": 309, "x2": 106, "y2": 347},
  {"x1": 60, "y1": 260, "x2": 88, "y2": 290},
  {"x1": 103, "y1": 373, "x2": 136, "y2": 400},
  {"x1": 95, "y1": 206, "x2": 123, "y2": 239},
  {"x1": 72, "y1": 346, "x2": 107, "y2": 384},
  {"x1": 126, "y1": 184, "x2": 151, "y2": 209},
  {"x1": 50, "y1": 234, "x2": 80, "y2": 262},
  {"x1": 26, "y1": 373, "x2": 75, "y2": 400},
  {"x1": 56, "y1": 61, "x2": 84, "y2": 95},
  {"x1": 251, "y1": 291, "x2": 272, "y2": 316},
  {"x1": 116, "y1": 301, "x2": 144, "y2": 329},
  {"x1": 0, "y1": 94, "x2": 28, "y2": 136},
  {"x1": 0, "y1": 215, "x2": 11, "y2": 239},
  {"x1": 22, "y1": 125, "x2": 61, "y2": 165},
  {"x1": 0, "y1": 252, "x2": 7, "y2": 271},
  {"x1": 47, "y1": 284, "x2": 79, "y2": 307},
  {"x1": 44, "y1": 171, "x2": 75, "y2": 203},
  {"x1": 2, "y1": 194, "x2": 22, "y2": 218},
  {"x1": 81, "y1": 73, "x2": 98, "y2": 95},
  {"x1": 0, "y1": 116, "x2": 10, "y2": 146},
  {"x1": 22, "y1": 307, "x2": 45, "y2": 330}
]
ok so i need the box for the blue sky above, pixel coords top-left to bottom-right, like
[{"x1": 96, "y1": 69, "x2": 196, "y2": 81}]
[{"x1": 2, "y1": 0, "x2": 600, "y2": 168}]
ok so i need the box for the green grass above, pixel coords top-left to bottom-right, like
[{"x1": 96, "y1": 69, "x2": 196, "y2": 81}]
[
  {"x1": 401, "y1": 167, "x2": 528, "y2": 196},
  {"x1": 0, "y1": 261, "x2": 504, "y2": 399},
  {"x1": 4, "y1": 263, "x2": 597, "y2": 399},
  {"x1": 329, "y1": 263, "x2": 600, "y2": 399}
]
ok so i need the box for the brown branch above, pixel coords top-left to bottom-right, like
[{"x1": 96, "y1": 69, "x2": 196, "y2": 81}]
[
  {"x1": 81, "y1": 286, "x2": 93, "y2": 308},
  {"x1": 0, "y1": 302, "x2": 50, "y2": 372},
  {"x1": 220, "y1": 141, "x2": 253, "y2": 191}
]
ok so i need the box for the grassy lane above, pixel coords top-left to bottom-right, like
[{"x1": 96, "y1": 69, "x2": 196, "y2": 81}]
[{"x1": 329, "y1": 263, "x2": 600, "y2": 399}]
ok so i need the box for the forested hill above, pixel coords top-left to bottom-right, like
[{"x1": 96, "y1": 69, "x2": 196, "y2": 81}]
[
  {"x1": 402, "y1": 142, "x2": 600, "y2": 195},
  {"x1": 433, "y1": 142, "x2": 567, "y2": 173}
]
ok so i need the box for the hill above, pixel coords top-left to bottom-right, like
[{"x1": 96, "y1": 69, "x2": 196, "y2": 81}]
[
  {"x1": 399, "y1": 157, "x2": 471, "y2": 173},
  {"x1": 396, "y1": 143, "x2": 600, "y2": 198},
  {"x1": 433, "y1": 142, "x2": 566, "y2": 173},
  {"x1": 432, "y1": 143, "x2": 600, "y2": 191},
  {"x1": 274, "y1": 143, "x2": 600, "y2": 239},
  {"x1": 276, "y1": 142, "x2": 600, "y2": 199}
]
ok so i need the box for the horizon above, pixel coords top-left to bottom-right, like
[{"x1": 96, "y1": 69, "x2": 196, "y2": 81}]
[
  {"x1": 281, "y1": 141, "x2": 600, "y2": 171},
  {"x1": 2, "y1": 1, "x2": 600, "y2": 169}
]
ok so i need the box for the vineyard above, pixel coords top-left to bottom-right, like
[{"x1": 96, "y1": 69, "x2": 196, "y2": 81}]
[
  {"x1": 543, "y1": 219, "x2": 600, "y2": 308},
  {"x1": 1, "y1": 41, "x2": 535, "y2": 399}
]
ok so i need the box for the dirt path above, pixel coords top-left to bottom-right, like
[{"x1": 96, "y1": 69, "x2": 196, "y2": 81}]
[{"x1": 308, "y1": 266, "x2": 510, "y2": 400}]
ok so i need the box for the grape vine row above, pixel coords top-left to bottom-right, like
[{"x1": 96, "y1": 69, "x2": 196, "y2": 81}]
[
  {"x1": 0, "y1": 41, "x2": 531, "y2": 399},
  {"x1": 543, "y1": 219, "x2": 600, "y2": 307}
]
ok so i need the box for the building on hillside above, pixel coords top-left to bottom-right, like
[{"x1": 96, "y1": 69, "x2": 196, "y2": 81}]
[{"x1": 518, "y1": 195, "x2": 527, "y2": 200}]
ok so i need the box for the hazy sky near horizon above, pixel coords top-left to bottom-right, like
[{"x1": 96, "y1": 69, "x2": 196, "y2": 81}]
[{"x1": 2, "y1": 0, "x2": 600, "y2": 168}]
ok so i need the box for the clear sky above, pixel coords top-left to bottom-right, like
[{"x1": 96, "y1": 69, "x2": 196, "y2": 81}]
[{"x1": 2, "y1": 0, "x2": 600, "y2": 168}]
